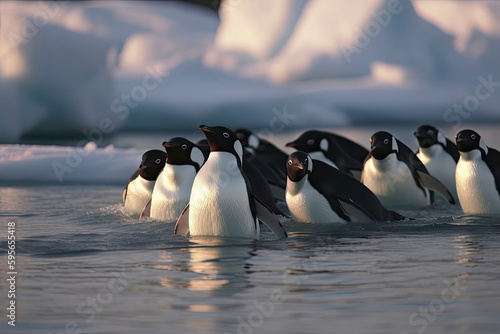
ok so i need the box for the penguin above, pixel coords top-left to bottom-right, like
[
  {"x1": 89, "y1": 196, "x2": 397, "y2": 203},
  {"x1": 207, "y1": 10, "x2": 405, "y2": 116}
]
[
  {"x1": 123, "y1": 150, "x2": 166, "y2": 216},
  {"x1": 285, "y1": 130, "x2": 369, "y2": 180},
  {"x1": 197, "y1": 138, "x2": 286, "y2": 216},
  {"x1": 234, "y1": 129, "x2": 288, "y2": 200},
  {"x1": 414, "y1": 125, "x2": 460, "y2": 202},
  {"x1": 455, "y1": 129, "x2": 500, "y2": 214},
  {"x1": 175, "y1": 125, "x2": 288, "y2": 239},
  {"x1": 286, "y1": 151, "x2": 404, "y2": 224},
  {"x1": 146, "y1": 138, "x2": 205, "y2": 221},
  {"x1": 361, "y1": 131, "x2": 455, "y2": 209}
]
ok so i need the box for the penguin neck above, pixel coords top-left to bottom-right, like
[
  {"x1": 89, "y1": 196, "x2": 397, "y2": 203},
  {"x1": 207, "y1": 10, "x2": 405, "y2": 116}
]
[
  {"x1": 205, "y1": 151, "x2": 242, "y2": 172},
  {"x1": 459, "y1": 149, "x2": 482, "y2": 162},
  {"x1": 287, "y1": 175, "x2": 309, "y2": 195},
  {"x1": 419, "y1": 144, "x2": 442, "y2": 159},
  {"x1": 372, "y1": 153, "x2": 399, "y2": 171},
  {"x1": 160, "y1": 163, "x2": 197, "y2": 186}
]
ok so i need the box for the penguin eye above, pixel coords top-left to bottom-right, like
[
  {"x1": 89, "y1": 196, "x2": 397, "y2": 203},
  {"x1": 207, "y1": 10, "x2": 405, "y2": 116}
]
[
  {"x1": 383, "y1": 139, "x2": 389, "y2": 144},
  {"x1": 181, "y1": 144, "x2": 188, "y2": 150},
  {"x1": 471, "y1": 134, "x2": 476, "y2": 140},
  {"x1": 155, "y1": 158, "x2": 162, "y2": 164},
  {"x1": 287, "y1": 160, "x2": 292, "y2": 166},
  {"x1": 223, "y1": 132, "x2": 230, "y2": 139},
  {"x1": 307, "y1": 139, "x2": 315, "y2": 145}
]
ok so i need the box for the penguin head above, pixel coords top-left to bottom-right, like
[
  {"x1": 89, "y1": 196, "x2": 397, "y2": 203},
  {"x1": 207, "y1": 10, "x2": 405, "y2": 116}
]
[
  {"x1": 235, "y1": 128, "x2": 261, "y2": 151},
  {"x1": 286, "y1": 130, "x2": 328, "y2": 153},
  {"x1": 414, "y1": 125, "x2": 447, "y2": 149},
  {"x1": 139, "y1": 149, "x2": 167, "y2": 180},
  {"x1": 370, "y1": 131, "x2": 399, "y2": 160},
  {"x1": 286, "y1": 151, "x2": 312, "y2": 182},
  {"x1": 162, "y1": 137, "x2": 205, "y2": 171},
  {"x1": 200, "y1": 125, "x2": 244, "y2": 163},
  {"x1": 456, "y1": 129, "x2": 488, "y2": 154}
]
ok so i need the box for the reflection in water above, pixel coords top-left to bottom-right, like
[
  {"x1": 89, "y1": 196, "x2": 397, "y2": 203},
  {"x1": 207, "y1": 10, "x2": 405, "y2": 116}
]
[
  {"x1": 453, "y1": 234, "x2": 479, "y2": 266},
  {"x1": 155, "y1": 237, "x2": 256, "y2": 297},
  {"x1": 186, "y1": 237, "x2": 256, "y2": 296}
]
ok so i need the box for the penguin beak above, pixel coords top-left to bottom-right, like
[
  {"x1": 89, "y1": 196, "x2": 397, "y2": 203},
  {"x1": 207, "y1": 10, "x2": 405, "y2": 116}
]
[
  {"x1": 139, "y1": 165, "x2": 147, "y2": 171},
  {"x1": 285, "y1": 141, "x2": 296, "y2": 148},
  {"x1": 297, "y1": 164, "x2": 304, "y2": 170},
  {"x1": 199, "y1": 125, "x2": 211, "y2": 133},
  {"x1": 162, "y1": 141, "x2": 172, "y2": 148}
]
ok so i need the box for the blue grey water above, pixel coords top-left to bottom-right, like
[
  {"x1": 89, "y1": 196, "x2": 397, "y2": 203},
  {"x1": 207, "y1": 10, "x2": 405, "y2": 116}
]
[{"x1": 1, "y1": 126, "x2": 500, "y2": 334}]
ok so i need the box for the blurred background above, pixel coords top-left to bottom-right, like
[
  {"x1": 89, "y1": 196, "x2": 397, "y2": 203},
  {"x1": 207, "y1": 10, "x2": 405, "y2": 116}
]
[{"x1": 1, "y1": 0, "x2": 499, "y2": 144}]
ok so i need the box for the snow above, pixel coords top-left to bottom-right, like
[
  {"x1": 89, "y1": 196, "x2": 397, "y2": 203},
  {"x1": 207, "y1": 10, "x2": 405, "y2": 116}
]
[
  {"x1": 0, "y1": 143, "x2": 141, "y2": 185},
  {"x1": 1, "y1": 0, "x2": 499, "y2": 147}
]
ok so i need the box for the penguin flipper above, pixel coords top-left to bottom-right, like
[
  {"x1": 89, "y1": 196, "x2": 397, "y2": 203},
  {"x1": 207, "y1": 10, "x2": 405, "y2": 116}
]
[
  {"x1": 140, "y1": 199, "x2": 151, "y2": 219},
  {"x1": 269, "y1": 184, "x2": 286, "y2": 202},
  {"x1": 122, "y1": 187, "x2": 127, "y2": 203},
  {"x1": 338, "y1": 198, "x2": 374, "y2": 223},
  {"x1": 174, "y1": 203, "x2": 190, "y2": 236},
  {"x1": 416, "y1": 171, "x2": 455, "y2": 204},
  {"x1": 348, "y1": 169, "x2": 362, "y2": 181},
  {"x1": 254, "y1": 197, "x2": 288, "y2": 238}
]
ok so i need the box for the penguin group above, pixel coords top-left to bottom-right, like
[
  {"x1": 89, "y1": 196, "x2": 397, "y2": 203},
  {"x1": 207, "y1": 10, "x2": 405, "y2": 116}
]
[{"x1": 123, "y1": 124, "x2": 500, "y2": 239}]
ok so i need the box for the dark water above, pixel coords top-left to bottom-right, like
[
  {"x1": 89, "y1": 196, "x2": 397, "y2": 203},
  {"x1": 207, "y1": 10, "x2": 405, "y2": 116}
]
[{"x1": 1, "y1": 185, "x2": 500, "y2": 334}]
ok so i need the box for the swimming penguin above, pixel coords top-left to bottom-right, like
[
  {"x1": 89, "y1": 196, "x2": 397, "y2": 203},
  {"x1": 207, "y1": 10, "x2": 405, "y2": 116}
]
[
  {"x1": 455, "y1": 129, "x2": 500, "y2": 214},
  {"x1": 414, "y1": 125, "x2": 459, "y2": 202},
  {"x1": 123, "y1": 150, "x2": 166, "y2": 216},
  {"x1": 286, "y1": 151, "x2": 404, "y2": 223},
  {"x1": 361, "y1": 131, "x2": 455, "y2": 209},
  {"x1": 234, "y1": 129, "x2": 288, "y2": 200},
  {"x1": 146, "y1": 138, "x2": 205, "y2": 221},
  {"x1": 285, "y1": 130, "x2": 369, "y2": 180},
  {"x1": 175, "y1": 125, "x2": 288, "y2": 239},
  {"x1": 197, "y1": 138, "x2": 286, "y2": 216}
]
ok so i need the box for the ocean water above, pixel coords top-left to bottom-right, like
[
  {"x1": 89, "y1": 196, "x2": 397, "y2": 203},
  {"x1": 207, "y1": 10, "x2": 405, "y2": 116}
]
[{"x1": 1, "y1": 126, "x2": 500, "y2": 334}]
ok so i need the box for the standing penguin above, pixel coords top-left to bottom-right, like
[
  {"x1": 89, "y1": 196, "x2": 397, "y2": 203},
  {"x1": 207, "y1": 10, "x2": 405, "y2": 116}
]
[
  {"x1": 455, "y1": 129, "x2": 500, "y2": 214},
  {"x1": 414, "y1": 125, "x2": 459, "y2": 201},
  {"x1": 175, "y1": 125, "x2": 288, "y2": 239},
  {"x1": 285, "y1": 130, "x2": 368, "y2": 180},
  {"x1": 361, "y1": 131, "x2": 455, "y2": 209},
  {"x1": 147, "y1": 138, "x2": 205, "y2": 221},
  {"x1": 123, "y1": 150, "x2": 166, "y2": 216},
  {"x1": 197, "y1": 138, "x2": 286, "y2": 216},
  {"x1": 286, "y1": 151, "x2": 404, "y2": 224}
]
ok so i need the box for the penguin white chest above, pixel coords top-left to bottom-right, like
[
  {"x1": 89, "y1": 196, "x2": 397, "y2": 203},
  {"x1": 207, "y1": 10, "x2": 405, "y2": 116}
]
[
  {"x1": 417, "y1": 146, "x2": 458, "y2": 201},
  {"x1": 456, "y1": 151, "x2": 500, "y2": 214},
  {"x1": 362, "y1": 155, "x2": 429, "y2": 209},
  {"x1": 124, "y1": 176, "x2": 155, "y2": 215},
  {"x1": 286, "y1": 177, "x2": 345, "y2": 224},
  {"x1": 189, "y1": 152, "x2": 258, "y2": 238},
  {"x1": 151, "y1": 164, "x2": 197, "y2": 221}
]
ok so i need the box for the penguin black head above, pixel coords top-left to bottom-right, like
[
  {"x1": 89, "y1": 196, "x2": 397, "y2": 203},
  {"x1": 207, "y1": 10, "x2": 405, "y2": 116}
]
[
  {"x1": 235, "y1": 128, "x2": 261, "y2": 151},
  {"x1": 370, "y1": 131, "x2": 398, "y2": 160},
  {"x1": 456, "y1": 129, "x2": 488, "y2": 154},
  {"x1": 139, "y1": 149, "x2": 167, "y2": 180},
  {"x1": 162, "y1": 137, "x2": 205, "y2": 171},
  {"x1": 414, "y1": 125, "x2": 447, "y2": 149},
  {"x1": 200, "y1": 125, "x2": 244, "y2": 163},
  {"x1": 286, "y1": 151, "x2": 312, "y2": 182},
  {"x1": 286, "y1": 130, "x2": 327, "y2": 153}
]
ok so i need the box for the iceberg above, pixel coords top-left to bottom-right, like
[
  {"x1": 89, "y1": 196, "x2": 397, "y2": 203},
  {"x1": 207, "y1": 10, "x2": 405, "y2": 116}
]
[{"x1": 1, "y1": 0, "x2": 499, "y2": 144}]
